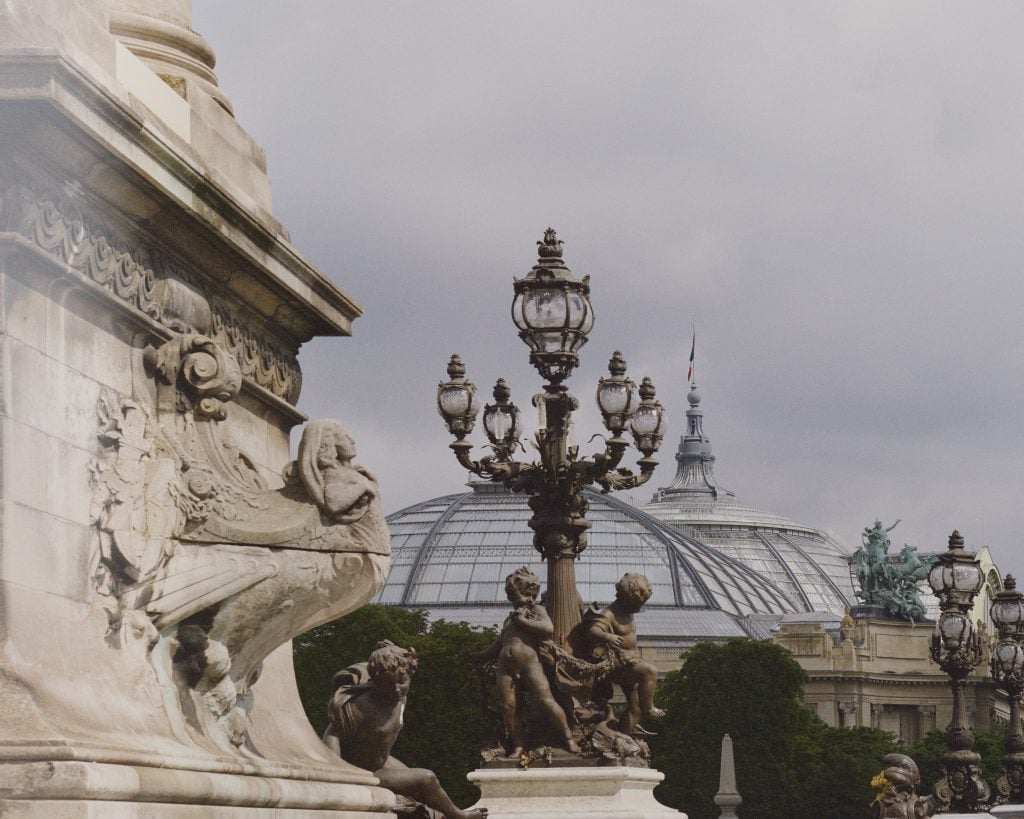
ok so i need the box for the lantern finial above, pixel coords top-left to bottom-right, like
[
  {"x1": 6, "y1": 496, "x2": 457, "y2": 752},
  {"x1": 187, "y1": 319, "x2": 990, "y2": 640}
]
[{"x1": 537, "y1": 228, "x2": 564, "y2": 259}]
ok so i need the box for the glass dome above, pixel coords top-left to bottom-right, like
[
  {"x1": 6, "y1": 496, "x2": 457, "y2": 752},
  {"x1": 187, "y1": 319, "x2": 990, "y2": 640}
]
[
  {"x1": 376, "y1": 481, "x2": 799, "y2": 641},
  {"x1": 644, "y1": 382, "x2": 856, "y2": 614}
]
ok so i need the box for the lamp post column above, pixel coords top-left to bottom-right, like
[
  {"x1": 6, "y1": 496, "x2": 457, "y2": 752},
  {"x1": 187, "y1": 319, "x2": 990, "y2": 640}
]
[
  {"x1": 529, "y1": 387, "x2": 588, "y2": 646},
  {"x1": 991, "y1": 574, "x2": 1024, "y2": 805},
  {"x1": 928, "y1": 530, "x2": 991, "y2": 814}
]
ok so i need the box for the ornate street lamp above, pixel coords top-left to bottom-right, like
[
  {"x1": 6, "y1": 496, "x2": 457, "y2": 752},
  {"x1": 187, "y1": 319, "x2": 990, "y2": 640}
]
[
  {"x1": 991, "y1": 574, "x2": 1024, "y2": 804},
  {"x1": 928, "y1": 530, "x2": 991, "y2": 813},
  {"x1": 438, "y1": 229, "x2": 664, "y2": 645}
]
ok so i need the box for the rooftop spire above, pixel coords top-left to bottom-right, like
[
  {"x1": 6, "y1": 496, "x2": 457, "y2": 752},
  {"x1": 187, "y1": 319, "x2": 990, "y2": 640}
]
[{"x1": 652, "y1": 379, "x2": 735, "y2": 502}]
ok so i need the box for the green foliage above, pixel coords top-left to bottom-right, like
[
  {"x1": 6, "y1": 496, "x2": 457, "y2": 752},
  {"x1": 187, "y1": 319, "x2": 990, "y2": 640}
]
[
  {"x1": 292, "y1": 604, "x2": 497, "y2": 806},
  {"x1": 794, "y1": 724, "x2": 902, "y2": 819},
  {"x1": 649, "y1": 638, "x2": 899, "y2": 819},
  {"x1": 976, "y1": 722, "x2": 1009, "y2": 782},
  {"x1": 906, "y1": 725, "x2": 1008, "y2": 796}
]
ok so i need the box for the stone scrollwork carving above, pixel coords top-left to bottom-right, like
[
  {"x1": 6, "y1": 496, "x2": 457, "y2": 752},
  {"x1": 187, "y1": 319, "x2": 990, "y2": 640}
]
[
  {"x1": 90, "y1": 328, "x2": 389, "y2": 754},
  {"x1": 0, "y1": 170, "x2": 303, "y2": 404},
  {"x1": 211, "y1": 305, "x2": 302, "y2": 405},
  {"x1": 145, "y1": 332, "x2": 243, "y2": 421}
]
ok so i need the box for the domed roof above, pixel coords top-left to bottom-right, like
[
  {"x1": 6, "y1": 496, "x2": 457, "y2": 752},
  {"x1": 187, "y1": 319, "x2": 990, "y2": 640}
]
[
  {"x1": 644, "y1": 382, "x2": 855, "y2": 614},
  {"x1": 376, "y1": 481, "x2": 800, "y2": 640}
]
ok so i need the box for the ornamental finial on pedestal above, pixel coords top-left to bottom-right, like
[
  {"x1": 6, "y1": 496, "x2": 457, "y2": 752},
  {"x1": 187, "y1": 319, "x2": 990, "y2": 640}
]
[
  {"x1": 537, "y1": 227, "x2": 563, "y2": 259},
  {"x1": 446, "y1": 353, "x2": 467, "y2": 379},
  {"x1": 607, "y1": 350, "x2": 627, "y2": 377}
]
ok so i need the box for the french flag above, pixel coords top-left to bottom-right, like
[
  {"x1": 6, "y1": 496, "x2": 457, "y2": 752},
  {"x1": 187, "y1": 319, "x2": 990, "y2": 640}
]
[{"x1": 687, "y1": 330, "x2": 695, "y2": 383}]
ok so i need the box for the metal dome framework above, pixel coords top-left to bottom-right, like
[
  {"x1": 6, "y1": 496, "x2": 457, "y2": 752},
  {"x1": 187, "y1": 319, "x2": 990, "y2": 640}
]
[{"x1": 376, "y1": 483, "x2": 799, "y2": 640}]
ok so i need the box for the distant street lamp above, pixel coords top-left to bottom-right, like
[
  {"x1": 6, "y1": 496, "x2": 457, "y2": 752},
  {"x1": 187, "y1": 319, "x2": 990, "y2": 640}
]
[
  {"x1": 928, "y1": 530, "x2": 991, "y2": 813},
  {"x1": 437, "y1": 229, "x2": 665, "y2": 645},
  {"x1": 990, "y1": 574, "x2": 1024, "y2": 804}
]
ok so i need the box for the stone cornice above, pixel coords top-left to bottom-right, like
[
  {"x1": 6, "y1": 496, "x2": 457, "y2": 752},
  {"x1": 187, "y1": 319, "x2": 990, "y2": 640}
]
[
  {"x1": 0, "y1": 168, "x2": 304, "y2": 412},
  {"x1": 0, "y1": 51, "x2": 362, "y2": 344},
  {"x1": 807, "y1": 670, "x2": 1000, "y2": 688}
]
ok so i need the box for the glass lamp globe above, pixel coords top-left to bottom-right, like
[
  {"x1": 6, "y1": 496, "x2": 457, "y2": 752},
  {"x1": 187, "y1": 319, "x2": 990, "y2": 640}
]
[
  {"x1": 482, "y1": 378, "x2": 522, "y2": 448},
  {"x1": 437, "y1": 354, "x2": 480, "y2": 438},
  {"x1": 937, "y1": 612, "x2": 974, "y2": 651},
  {"x1": 511, "y1": 229, "x2": 594, "y2": 383},
  {"x1": 991, "y1": 575, "x2": 1024, "y2": 639},
  {"x1": 993, "y1": 641, "x2": 1024, "y2": 678},
  {"x1": 928, "y1": 531, "x2": 984, "y2": 611},
  {"x1": 630, "y1": 376, "x2": 665, "y2": 456},
  {"x1": 596, "y1": 351, "x2": 636, "y2": 436}
]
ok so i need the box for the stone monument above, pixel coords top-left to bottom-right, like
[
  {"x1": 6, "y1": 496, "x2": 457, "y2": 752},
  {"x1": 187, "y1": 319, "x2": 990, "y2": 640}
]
[
  {"x1": 0, "y1": 1, "x2": 395, "y2": 815},
  {"x1": 714, "y1": 734, "x2": 741, "y2": 819}
]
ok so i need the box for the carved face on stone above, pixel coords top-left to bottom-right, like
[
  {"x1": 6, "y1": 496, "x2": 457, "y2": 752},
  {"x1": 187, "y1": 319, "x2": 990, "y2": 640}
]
[{"x1": 317, "y1": 426, "x2": 356, "y2": 466}]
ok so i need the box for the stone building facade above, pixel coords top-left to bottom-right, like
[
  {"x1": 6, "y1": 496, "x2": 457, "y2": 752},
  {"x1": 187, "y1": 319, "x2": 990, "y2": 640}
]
[{"x1": 774, "y1": 608, "x2": 1007, "y2": 745}]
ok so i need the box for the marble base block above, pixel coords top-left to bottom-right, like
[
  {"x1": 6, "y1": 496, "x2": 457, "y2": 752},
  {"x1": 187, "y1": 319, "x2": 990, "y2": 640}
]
[
  {"x1": 0, "y1": 760, "x2": 395, "y2": 818},
  {"x1": 0, "y1": 801, "x2": 386, "y2": 819},
  {"x1": 467, "y1": 766, "x2": 686, "y2": 819}
]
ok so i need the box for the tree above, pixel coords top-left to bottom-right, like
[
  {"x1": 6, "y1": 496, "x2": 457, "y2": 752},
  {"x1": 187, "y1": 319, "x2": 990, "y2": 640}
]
[
  {"x1": 649, "y1": 638, "x2": 899, "y2": 819},
  {"x1": 292, "y1": 604, "x2": 497, "y2": 806},
  {"x1": 794, "y1": 724, "x2": 903, "y2": 819}
]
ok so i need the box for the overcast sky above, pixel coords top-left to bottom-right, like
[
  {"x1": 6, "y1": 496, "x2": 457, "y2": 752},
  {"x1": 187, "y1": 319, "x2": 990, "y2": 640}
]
[{"x1": 193, "y1": 2, "x2": 1024, "y2": 579}]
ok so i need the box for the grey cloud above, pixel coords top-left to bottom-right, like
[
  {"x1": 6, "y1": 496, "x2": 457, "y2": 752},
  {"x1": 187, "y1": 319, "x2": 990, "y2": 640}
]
[{"x1": 194, "y1": 1, "x2": 1024, "y2": 578}]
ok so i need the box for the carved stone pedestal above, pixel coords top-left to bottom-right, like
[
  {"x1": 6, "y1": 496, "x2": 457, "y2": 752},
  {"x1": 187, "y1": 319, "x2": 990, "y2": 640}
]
[
  {"x1": 0, "y1": 1, "x2": 395, "y2": 815},
  {"x1": 467, "y1": 766, "x2": 686, "y2": 819}
]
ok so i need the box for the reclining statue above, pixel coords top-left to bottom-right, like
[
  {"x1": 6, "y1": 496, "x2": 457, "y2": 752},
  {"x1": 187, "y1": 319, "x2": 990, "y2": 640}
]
[{"x1": 323, "y1": 640, "x2": 487, "y2": 819}]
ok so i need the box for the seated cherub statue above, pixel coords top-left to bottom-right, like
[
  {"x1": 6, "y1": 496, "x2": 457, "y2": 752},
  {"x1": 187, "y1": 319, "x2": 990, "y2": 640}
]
[
  {"x1": 467, "y1": 567, "x2": 579, "y2": 756},
  {"x1": 323, "y1": 641, "x2": 487, "y2": 819},
  {"x1": 581, "y1": 573, "x2": 665, "y2": 736}
]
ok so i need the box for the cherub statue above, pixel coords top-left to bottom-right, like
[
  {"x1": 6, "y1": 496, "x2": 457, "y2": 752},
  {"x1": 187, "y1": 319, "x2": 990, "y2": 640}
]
[
  {"x1": 580, "y1": 573, "x2": 665, "y2": 736},
  {"x1": 298, "y1": 419, "x2": 378, "y2": 522},
  {"x1": 467, "y1": 567, "x2": 579, "y2": 756},
  {"x1": 870, "y1": 753, "x2": 933, "y2": 818},
  {"x1": 323, "y1": 641, "x2": 487, "y2": 819}
]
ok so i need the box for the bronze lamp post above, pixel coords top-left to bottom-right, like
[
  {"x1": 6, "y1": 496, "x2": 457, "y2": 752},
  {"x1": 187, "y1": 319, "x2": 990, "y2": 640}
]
[
  {"x1": 436, "y1": 229, "x2": 665, "y2": 645},
  {"x1": 991, "y1": 574, "x2": 1024, "y2": 804},
  {"x1": 928, "y1": 530, "x2": 991, "y2": 813}
]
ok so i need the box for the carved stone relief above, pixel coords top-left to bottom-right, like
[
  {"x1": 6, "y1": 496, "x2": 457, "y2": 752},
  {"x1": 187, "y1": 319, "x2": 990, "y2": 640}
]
[
  {"x1": 89, "y1": 320, "x2": 389, "y2": 754},
  {"x1": 0, "y1": 168, "x2": 302, "y2": 403}
]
